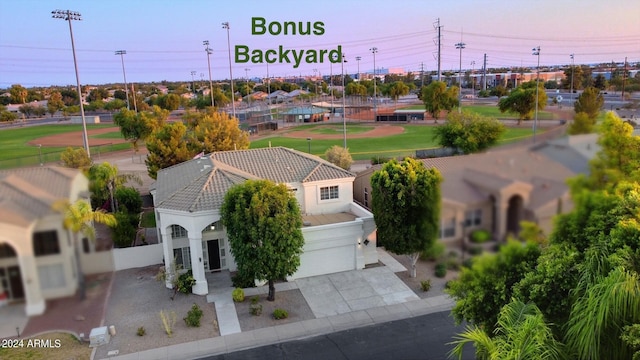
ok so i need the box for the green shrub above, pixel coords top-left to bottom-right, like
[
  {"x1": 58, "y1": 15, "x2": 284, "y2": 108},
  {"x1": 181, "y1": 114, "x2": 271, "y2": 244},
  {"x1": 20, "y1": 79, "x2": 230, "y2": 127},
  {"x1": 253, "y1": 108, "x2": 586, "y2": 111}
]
[
  {"x1": 468, "y1": 245, "x2": 483, "y2": 255},
  {"x1": 176, "y1": 270, "x2": 196, "y2": 294},
  {"x1": 115, "y1": 186, "x2": 142, "y2": 214},
  {"x1": 446, "y1": 258, "x2": 460, "y2": 271},
  {"x1": 184, "y1": 303, "x2": 204, "y2": 327},
  {"x1": 420, "y1": 241, "x2": 445, "y2": 261},
  {"x1": 232, "y1": 271, "x2": 255, "y2": 288},
  {"x1": 470, "y1": 229, "x2": 491, "y2": 243},
  {"x1": 462, "y1": 258, "x2": 474, "y2": 268},
  {"x1": 371, "y1": 156, "x2": 392, "y2": 165},
  {"x1": 110, "y1": 211, "x2": 138, "y2": 248},
  {"x1": 136, "y1": 326, "x2": 146, "y2": 336},
  {"x1": 420, "y1": 279, "x2": 432, "y2": 292},
  {"x1": 273, "y1": 308, "x2": 288, "y2": 320},
  {"x1": 232, "y1": 288, "x2": 245, "y2": 302},
  {"x1": 435, "y1": 263, "x2": 447, "y2": 278}
]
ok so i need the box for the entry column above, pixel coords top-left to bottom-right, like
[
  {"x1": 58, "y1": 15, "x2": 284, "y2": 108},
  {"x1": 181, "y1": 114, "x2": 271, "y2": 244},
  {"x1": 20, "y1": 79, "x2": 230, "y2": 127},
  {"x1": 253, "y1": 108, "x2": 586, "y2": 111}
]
[{"x1": 188, "y1": 236, "x2": 208, "y2": 295}]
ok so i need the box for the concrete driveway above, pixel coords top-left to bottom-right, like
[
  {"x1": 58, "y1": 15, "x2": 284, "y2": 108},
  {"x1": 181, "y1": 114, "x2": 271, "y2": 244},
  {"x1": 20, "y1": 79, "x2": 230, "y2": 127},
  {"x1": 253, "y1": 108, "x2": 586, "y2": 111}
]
[{"x1": 0, "y1": 303, "x2": 28, "y2": 339}]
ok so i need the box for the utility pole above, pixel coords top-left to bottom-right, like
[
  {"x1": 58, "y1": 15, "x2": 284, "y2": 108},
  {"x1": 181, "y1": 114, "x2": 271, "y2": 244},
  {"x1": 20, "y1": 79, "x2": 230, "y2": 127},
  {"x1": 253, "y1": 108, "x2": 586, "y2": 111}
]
[
  {"x1": 470, "y1": 60, "x2": 475, "y2": 101},
  {"x1": 355, "y1": 56, "x2": 361, "y2": 82},
  {"x1": 622, "y1": 57, "x2": 627, "y2": 100},
  {"x1": 455, "y1": 40, "x2": 465, "y2": 113},
  {"x1": 190, "y1": 71, "x2": 196, "y2": 94},
  {"x1": 420, "y1": 62, "x2": 425, "y2": 87},
  {"x1": 131, "y1": 83, "x2": 137, "y2": 112},
  {"x1": 433, "y1": 18, "x2": 442, "y2": 82},
  {"x1": 532, "y1": 46, "x2": 541, "y2": 144},
  {"x1": 570, "y1": 54, "x2": 574, "y2": 106},
  {"x1": 222, "y1": 22, "x2": 236, "y2": 119},
  {"x1": 370, "y1": 47, "x2": 378, "y2": 120},
  {"x1": 115, "y1": 50, "x2": 130, "y2": 110},
  {"x1": 203, "y1": 40, "x2": 215, "y2": 108}
]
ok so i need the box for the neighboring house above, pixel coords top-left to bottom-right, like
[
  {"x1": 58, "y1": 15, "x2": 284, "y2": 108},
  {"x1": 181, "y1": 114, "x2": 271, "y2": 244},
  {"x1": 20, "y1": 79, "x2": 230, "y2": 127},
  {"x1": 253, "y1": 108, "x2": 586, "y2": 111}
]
[
  {"x1": 151, "y1": 147, "x2": 376, "y2": 295},
  {"x1": 531, "y1": 133, "x2": 600, "y2": 174},
  {"x1": 0, "y1": 167, "x2": 94, "y2": 316},
  {"x1": 354, "y1": 146, "x2": 577, "y2": 244}
]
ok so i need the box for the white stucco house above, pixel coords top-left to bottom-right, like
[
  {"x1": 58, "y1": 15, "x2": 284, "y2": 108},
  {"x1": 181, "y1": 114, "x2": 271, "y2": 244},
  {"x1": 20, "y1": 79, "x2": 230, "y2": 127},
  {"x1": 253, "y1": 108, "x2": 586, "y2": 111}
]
[
  {"x1": 151, "y1": 147, "x2": 377, "y2": 295},
  {"x1": 0, "y1": 167, "x2": 98, "y2": 316}
]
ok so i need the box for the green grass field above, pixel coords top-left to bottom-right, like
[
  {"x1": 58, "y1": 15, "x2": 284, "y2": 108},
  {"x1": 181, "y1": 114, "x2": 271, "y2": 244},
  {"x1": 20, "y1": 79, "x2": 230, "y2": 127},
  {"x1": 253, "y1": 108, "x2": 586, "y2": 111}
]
[
  {"x1": 307, "y1": 125, "x2": 373, "y2": 135},
  {"x1": 402, "y1": 104, "x2": 557, "y2": 120},
  {"x1": 251, "y1": 124, "x2": 537, "y2": 160},
  {"x1": 0, "y1": 124, "x2": 128, "y2": 169}
]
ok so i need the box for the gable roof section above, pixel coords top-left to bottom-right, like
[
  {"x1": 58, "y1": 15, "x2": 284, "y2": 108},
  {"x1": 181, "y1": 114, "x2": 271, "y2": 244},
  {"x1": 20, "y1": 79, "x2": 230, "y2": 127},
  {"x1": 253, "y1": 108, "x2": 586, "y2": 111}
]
[
  {"x1": 0, "y1": 167, "x2": 79, "y2": 227},
  {"x1": 156, "y1": 147, "x2": 354, "y2": 212}
]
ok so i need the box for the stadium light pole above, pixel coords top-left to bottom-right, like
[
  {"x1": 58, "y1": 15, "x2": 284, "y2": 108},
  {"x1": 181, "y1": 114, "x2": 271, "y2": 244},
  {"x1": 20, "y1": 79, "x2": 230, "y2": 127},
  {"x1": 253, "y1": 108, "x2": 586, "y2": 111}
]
[
  {"x1": 455, "y1": 42, "x2": 466, "y2": 113},
  {"x1": 532, "y1": 46, "x2": 541, "y2": 144},
  {"x1": 222, "y1": 22, "x2": 236, "y2": 119},
  {"x1": 570, "y1": 53, "x2": 574, "y2": 106},
  {"x1": 370, "y1": 47, "x2": 378, "y2": 119},
  {"x1": 355, "y1": 56, "x2": 361, "y2": 82},
  {"x1": 52, "y1": 9, "x2": 90, "y2": 157},
  {"x1": 115, "y1": 50, "x2": 130, "y2": 110},
  {"x1": 341, "y1": 53, "x2": 347, "y2": 149},
  {"x1": 203, "y1": 40, "x2": 215, "y2": 108}
]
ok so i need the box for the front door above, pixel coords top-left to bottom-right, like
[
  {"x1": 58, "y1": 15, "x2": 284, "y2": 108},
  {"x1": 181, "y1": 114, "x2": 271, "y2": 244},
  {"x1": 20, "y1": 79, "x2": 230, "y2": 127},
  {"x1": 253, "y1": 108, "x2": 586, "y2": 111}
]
[
  {"x1": 207, "y1": 240, "x2": 221, "y2": 271},
  {"x1": 8, "y1": 266, "x2": 24, "y2": 299}
]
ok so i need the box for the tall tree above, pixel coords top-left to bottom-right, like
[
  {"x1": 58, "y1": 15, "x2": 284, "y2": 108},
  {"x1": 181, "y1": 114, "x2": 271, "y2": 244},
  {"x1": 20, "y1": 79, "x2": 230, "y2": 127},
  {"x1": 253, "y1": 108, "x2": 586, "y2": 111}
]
[
  {"x1": 498, "y1": 81, "x2": 548, "y2": 124},
  {"x1": 156, "y1": 93, "x2": 181, "y2": 111},
  {"x1": 324, "y1": 145, "x2": 353, "y2": 170},
  {"x1": 574, "y1": 86, "x2": 604, "y2": 121},
  {"x1": 53, "y1": 199, "x2": 116, "y2": 300},
  {"x1": 433, "y1": 110, "x2": 506, "y2": 154},
  {"x1": 47, "y1": 91, "x2": 65, "y2": 117},
  {"x1": 186, "y1": 110, "x2": 250, "y2": 153},
  {"x1": 421, "y1": 81, "x2": 459, "y2": 122},
  {"x1": 60, "y1": 147, "x2": 92, "y2": 169},
  {"x1": 145, "y1": 121, "x2": 195, "y2": 179},
  {"x1": 386, "y1": 81, "x2": 410, "y2": 104},
  {"x1": 221, "y1": 179, "x2": 305, "y2": 301},
  {"x1": 561, "y1": 65, "x2": 584, "y2": 91},
  {"x1": 88, "y1": 162, "x2": 141, "y2": 212},
  {"x1": 567, "y1": 112, "x2": 594, "y2": 135},
  {"x1": 113, "y1": 106, "x2": 167, "y2": 152},
  {"x1": 449, "y1": 299, "x2": 565, "y2": 360},
  {"x1": 371, "y1": 158, "x2": 442, "y2": 277},
  {"x1": 9, "y1": 84, "x2": 28, "y2": 104}
]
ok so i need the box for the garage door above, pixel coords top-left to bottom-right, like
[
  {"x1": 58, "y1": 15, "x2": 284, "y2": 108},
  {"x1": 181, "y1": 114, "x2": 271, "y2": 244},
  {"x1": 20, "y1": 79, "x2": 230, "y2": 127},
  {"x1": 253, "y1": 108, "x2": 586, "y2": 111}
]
[{"x1": 295, "y1": 245, "x2": 356, "y2": 279}]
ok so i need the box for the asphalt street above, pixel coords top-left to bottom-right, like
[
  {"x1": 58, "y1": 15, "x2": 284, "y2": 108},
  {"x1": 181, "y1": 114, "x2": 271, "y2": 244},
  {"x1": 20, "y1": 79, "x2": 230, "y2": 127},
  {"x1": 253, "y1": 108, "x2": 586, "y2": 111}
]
[{"x1": 198, "y1": 310, "x2": 475, "y2": 360}]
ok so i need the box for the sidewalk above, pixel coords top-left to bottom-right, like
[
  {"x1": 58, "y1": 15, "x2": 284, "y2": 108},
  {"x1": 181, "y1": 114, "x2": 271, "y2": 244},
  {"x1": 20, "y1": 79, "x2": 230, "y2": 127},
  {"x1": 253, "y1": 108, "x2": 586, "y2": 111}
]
[{"x1": 103, "y1": 251, "x2": 455, "y2": 360}]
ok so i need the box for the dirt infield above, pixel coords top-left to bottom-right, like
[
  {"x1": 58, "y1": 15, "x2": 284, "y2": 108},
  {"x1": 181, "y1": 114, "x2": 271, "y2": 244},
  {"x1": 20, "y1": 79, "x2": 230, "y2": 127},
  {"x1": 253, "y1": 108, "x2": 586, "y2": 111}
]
[
  {"x1": 28, "y1": 127, "x2": 126, "y2": 147},
  {"x1": 283, "y1": 124, "x2": 405, "y2": 140}
]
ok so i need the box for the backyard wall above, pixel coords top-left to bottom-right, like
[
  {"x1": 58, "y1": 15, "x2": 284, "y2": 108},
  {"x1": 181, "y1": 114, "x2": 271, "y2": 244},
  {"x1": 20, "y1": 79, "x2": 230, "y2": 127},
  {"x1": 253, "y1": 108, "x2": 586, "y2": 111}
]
[{"x1": 112, "y1": 243, "x2": 163, "y2": 271}]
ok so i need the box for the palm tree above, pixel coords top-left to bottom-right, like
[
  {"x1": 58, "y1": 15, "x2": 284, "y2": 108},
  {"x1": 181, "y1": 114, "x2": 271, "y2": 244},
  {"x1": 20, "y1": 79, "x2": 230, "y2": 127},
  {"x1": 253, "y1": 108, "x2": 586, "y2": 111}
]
[
  {"x1": 89, "y1": 162, "x2": 141, "y2": 212},
  {"x1": 449, "y1": 299, "x2": 565, "y2": 360},
  {"x1": 53, "y1": 199, "x2": 116, "y2": 300}
]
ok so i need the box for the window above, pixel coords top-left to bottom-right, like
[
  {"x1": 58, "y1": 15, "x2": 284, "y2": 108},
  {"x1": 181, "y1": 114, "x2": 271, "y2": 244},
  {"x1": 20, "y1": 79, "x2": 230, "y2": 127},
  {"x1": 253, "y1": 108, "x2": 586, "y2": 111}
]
[
  {"x1": 440, "y1": 217, "x2": 456, "y2": 238},
  {"x1": 464, "y1": 209, "x2": 482, "y2": 227},
  {"x1": 33, "y1": 231, "x2": 60, "y2": 256},
  {"x1": 320, "y1": 185, "x2": 339, "y2": 200},
  {"x1": 82, "y1": 238, "x2": 90, "y2": 254},
  {"x1": 171, "y1": 225, "x2": 188, "y2": 239},
  {"x1": 0, "y1": 244, "x2": 16, "y2": 258},
  {"x1": 173, "y1": 247, "x2": 192, "y2": 270},
  {"x1": 364, "y1": 188, "x2": 369, "y2": 208}
]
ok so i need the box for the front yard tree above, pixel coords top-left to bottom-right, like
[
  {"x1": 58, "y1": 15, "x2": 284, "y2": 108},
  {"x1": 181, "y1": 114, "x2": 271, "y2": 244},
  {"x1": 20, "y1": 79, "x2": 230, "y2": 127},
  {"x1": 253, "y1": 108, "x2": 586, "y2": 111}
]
[
  {"x1": 574, "y1": 86, "x2": 604, "y2": 121},
  {"x1": 421, "y1": 81, "x2": 459, "y2": 122},
  {"x1": 221, "y1": 179, "x2": 304, "y2": 301},
  {"x1": 53, "y1": 199, "x2": 116, "y2": 300},
  {"x1": 371, "y1": 158, "x2": 442, "y2": 278},
  {"x1": 433, "y1": 110, "x2": 506, "y2": 154},
  {"x1": 498, "y1": 81, "x2": 547, "y2": 124}
]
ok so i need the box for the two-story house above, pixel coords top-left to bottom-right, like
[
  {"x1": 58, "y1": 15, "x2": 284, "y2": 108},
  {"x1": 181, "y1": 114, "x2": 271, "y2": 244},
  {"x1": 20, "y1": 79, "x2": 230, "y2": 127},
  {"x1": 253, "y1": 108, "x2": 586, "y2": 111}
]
[{"x1": 151, "y1": 147, "x2": 376, "y2": 295}]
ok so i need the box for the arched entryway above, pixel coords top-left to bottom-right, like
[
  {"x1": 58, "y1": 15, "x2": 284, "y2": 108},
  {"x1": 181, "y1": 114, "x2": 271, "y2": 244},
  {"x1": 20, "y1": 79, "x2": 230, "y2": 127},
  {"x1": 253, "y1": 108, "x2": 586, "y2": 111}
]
[
  {"x1": 201, "y1": 221, "x2": 226, "y2": 272},
  {"x1": 0, "y1": 242, "x2": 24, "y2": 301},
  {"x1": 506, "y1": 195, "x2": 524, "y2": 236}
]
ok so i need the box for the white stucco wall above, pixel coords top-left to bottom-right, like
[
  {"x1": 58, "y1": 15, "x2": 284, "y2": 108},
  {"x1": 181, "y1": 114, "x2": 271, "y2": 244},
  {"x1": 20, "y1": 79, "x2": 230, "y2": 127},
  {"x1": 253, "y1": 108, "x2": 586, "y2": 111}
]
[
  {"x1": 302, "y1": 178, "x2": 354, "y2": 215},
  {"x1": 112, "y1": 244, "x2": 164, "y2": 271}
]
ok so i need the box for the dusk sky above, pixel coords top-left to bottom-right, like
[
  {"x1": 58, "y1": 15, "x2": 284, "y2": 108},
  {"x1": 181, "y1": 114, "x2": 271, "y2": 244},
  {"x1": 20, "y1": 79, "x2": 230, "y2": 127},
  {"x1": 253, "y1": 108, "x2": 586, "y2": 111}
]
[{"x1": 1, "y1": 0, "x2": 638, "y2": 88}]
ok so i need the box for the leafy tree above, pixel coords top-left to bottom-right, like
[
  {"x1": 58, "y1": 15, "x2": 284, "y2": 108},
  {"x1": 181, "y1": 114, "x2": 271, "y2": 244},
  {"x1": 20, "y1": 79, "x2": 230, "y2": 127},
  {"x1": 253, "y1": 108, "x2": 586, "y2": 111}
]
[
  {"x1": 386, "y1": 81, "x2": 410, "y2": 104},
  {"x1": 447, "y1": 238, "x2": 541, "y2": 331},
  {"x1": 562, "y1": 65, "x2": 584, "y2": 91},
  {"x1": 371, "y1": 158, "x2": 442, "y2": 277},
  {"x1": 53, "y1": 199, "x2": 116, "y2": 299},
  {"x1": 114, "y1": 106, "x2": 167, "y2": 152},
  {"x1": 433, "y1": 110, "x2": 506, "y2": 154},
  {"x1": 60, "y1": 147, "x2": 91, "y2": 169},
  {"x1": 18, "y1": 104, "x2": 34, "y2": 118},
  {"x1": 32, "y1": 106, "x2": 46, "y2": 117},
  {"x1": 449, "y1": 299, "x2": 565, "y2": 360},
  {"x1": 9, "y1": 84, "x2": 28, "y2": 104},
  {"x1": 60, "y1": 88, "x2": 78, "y2": 106},
  {"x1": 86, "y1": 88, "x2": 109, "y2": 102},
  {"x1": 185, "y1": 110, "x2": 250, "y2": 154},
  {"x1": 104, "y1": 99, "x2": 127, "y2": 112},
  {"x1": 421, "y1": 81, "x2": 459, "y2": 122},
  {"x1": 0, "y1": 110, "x2": 17, "y2": 122},
  {"x1": 114, "y1": 186, "x2": 142, "y2": 214},
  {"x1": 110, "y1": 211, "x2": 138, "y2": 248},
  {"x1": 621, "y1": 324, "x2": 640, "y2": 360},
  {"x1": 145, "y1": 122, "x2": 194, "y2": 179},
  {"x1": 498, "y1": 81, "x2": 547, "y2": 124},
  {"x1": 113, "y1": 89, "x2": 127, "y2": 101},
  {"x1": 324, "y1": 145, "x2": 353, "y2": 170},
  {"x1": 489, "y1": 85, "x2": 509, "y2": 97},
  {"x1": 594, "y1": 74, "x2": 608, "y2": 90},
  {"x1": 221, "y1": 179, "x2": 304, "y2": 301},
  {"x1": 567, "y1": 112, "x2": 594, "y2": 135},
  {"x1": 574, "y1": 86, "x2": 604, "y2": 120},
  {"x1": 345, "y1": 82, "x2": 368, "y2": 96},
  {"x1": 156, "y1": 93, "x2": 181, "y2": 111},
  {"x1": 47, "y1": 91, "x2": 64, "y2": 117}
]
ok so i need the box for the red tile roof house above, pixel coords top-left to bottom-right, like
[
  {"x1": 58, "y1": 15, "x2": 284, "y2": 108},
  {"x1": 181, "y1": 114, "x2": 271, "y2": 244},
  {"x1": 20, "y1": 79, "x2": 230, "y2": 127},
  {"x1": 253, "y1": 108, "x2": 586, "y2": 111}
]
[
  {"x1": 150, "y1": 147, "x2": 377, "y2": 295},
  {"x1": 0, "y1": 167, "x2": 112, "y2": 316},
  {"x1": 354, "y1": 145, "x2": 577, "y2": 246}
]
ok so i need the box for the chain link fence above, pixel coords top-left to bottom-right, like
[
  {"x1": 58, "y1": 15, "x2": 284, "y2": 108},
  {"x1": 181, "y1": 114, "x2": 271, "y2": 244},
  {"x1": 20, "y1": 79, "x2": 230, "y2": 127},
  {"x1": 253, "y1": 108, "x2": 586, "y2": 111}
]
[{"x1": 0, "y1": 143, "x2": 123, "y2": 169}]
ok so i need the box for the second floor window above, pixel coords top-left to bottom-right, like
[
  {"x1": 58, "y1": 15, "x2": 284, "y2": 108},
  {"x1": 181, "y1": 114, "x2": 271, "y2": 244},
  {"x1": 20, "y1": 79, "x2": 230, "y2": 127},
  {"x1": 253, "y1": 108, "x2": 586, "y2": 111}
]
[{"x1": 320, "y1": 185, "x2": 339, "y2": 200}]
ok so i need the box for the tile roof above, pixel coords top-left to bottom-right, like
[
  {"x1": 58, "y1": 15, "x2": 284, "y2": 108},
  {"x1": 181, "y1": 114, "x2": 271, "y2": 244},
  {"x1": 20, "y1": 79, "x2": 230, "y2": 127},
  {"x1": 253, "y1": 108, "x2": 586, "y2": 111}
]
[
  {"x1": 155, "y1": 147, "x2": 354, "y2": 212},
  {"x1": 0, "y1": 166, "x2": 81, "y2": 226}
]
